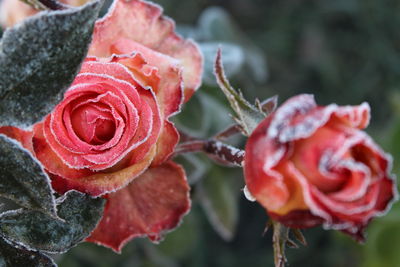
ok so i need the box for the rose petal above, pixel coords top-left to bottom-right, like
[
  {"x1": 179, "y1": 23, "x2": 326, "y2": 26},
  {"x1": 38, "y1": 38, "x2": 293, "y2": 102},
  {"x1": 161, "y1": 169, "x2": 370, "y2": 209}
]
[
  {"x1": 86, "y1": 161, "x2": 191, "y2": 252},
  {"x1": 32, "y1": 122, "x2": 93, "y2": 179},
  {"x1": 311, "y1": 176, "x2": 396, "y2": 242},
  {"x1": 60, "y1": 90, "x2": 129, "y2": 153},
  {"x1": 110, "y1": 39, "x2": 183, "y2": 118},
  {"x1": 45, "y1": 73, "x2": 160, "y2": 170},
  {"x1": 124, "y1": 89, "x2": 163, "y2": 166},
  {"x1": 151, "y1": 120, "x2": 179, "y2": 166},
  {"x1": 292, "y1": 126, "x2": 351, "y2": 192},
  {"x1": 332, "y1": 102, "x2": 370, "y2": 130},
  {"x1": 268, "y1": 94, "x2": 370, "y2": 143},
  {"x1": 244, "y1": 115, "x2": 291, "y2": 212},
  {"x1": 79, "y1": 57, "x2": 174, "y2": 167},
  {"x1": 49, "y1": 146, "x2": 157, "y2": 196},
  {"x1": 89, "y1": 0, "x2": 203, "y2": 101},
  {"x1": 0, "y1": 126, "x2": 33, "y2": 153},
  {"x1": 79, "y1": 59, "x2": 146, "y2": 92}
]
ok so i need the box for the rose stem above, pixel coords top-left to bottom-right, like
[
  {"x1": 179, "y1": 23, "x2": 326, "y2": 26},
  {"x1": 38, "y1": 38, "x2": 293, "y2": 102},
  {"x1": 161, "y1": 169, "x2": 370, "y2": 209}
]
[
  {"x1": 38, "y1": 0, "x2": 67, "y2": 10},
  {"x1": 172, "y1": 139, "x2": 245, "y2": 167},
  {"x1": 272, "y1": 221, "x2": 289, "y2": 267},
  {"x1": 214, "y1": 124, "x2": 243, "y2": 140}
]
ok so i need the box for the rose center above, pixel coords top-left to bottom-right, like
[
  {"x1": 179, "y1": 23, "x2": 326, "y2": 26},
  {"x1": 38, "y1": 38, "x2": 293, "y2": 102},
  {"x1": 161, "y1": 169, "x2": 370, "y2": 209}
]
[{"x1": 71, "y1": 104, "x2": 116, "y2": 145}]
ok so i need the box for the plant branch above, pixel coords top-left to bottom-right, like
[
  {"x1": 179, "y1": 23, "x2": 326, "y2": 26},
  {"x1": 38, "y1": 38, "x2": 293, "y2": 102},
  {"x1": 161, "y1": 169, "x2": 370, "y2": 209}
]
[
  {"x1": 272, "y1": 221, "x2": 288, "y2": 267},
  {"x1": 214, "y1": 124, "x2": 243, "y2": 140},
  {"x1": 172, "y1": 139, "x2": 244, "y2": 167}
]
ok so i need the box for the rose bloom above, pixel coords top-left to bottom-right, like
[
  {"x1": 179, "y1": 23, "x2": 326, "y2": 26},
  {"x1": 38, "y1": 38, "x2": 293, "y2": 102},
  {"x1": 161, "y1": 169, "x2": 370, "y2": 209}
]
[
  {"x1": 244, "y1": 94, "x2": 397, "y2": 240},
  {"x1": 0, "y1": 0, "x2": 89, "y2": 28},
  {"x1": 0, "y1": 0, "x2": 203, "y2": 252}
]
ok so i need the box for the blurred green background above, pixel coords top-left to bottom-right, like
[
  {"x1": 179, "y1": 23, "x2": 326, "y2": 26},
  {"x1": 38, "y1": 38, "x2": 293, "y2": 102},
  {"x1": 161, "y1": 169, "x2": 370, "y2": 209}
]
[{"x1": 47, "y1": 0, "x2": 400, "y2": 266}]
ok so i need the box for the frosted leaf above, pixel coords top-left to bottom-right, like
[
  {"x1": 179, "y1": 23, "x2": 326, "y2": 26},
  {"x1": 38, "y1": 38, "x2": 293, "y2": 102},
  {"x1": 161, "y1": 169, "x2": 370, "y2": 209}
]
[
  {"x1": 0, "y1": 190, "x2": 105, "y2": 253},
  {"x1": 0, "y1": 237, "x2": 55, "y2": 267},
  {"x1": 200, "y1": 42, "x2": 244, "y2": 86},
  {"x1": 0, "y1": 135, "x2": 56, "y2": 217},
  {"x1": 214, "y1": 49, "x2": 265, "y2": 135},
  {"x1": 0, "y1": 0, "x2": 102, "y2": 127},
  {"x1": 198, "y1": 166, "x2": 241, "y2": 241}
]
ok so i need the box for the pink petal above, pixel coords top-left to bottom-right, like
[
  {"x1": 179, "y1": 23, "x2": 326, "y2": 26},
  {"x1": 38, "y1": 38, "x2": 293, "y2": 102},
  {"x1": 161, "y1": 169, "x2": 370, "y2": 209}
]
[
  {"x1": 0, "y1": 126, "x2": 33, "y2": 153},
  {"x1": 32, "y1": 122, "x2": 93, "y2": 179},
  {"x1": 48, "y1": 146, "x2": 157, "y2": 196},
  {"x1": 151, "y1": 120, "x2": 179, "y2": 166},
  {"x1": 291, "y1": 126, "x2": 352, "y2": 192},
  {"x1": 110, "y1": 39, "x2": 183, "y2": 118},
  {"x1": 89, "y1": 0, "x2": 203, "y2": 101},
  {"x1": 86, "y1": 161, "x2": 191, "y2": 252}
]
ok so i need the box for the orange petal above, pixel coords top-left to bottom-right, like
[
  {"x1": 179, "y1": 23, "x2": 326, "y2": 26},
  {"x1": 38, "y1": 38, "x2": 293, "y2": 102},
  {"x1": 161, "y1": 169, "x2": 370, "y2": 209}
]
[{"x1": 86, "y1": 161, "x2": 191, "y2": 252}]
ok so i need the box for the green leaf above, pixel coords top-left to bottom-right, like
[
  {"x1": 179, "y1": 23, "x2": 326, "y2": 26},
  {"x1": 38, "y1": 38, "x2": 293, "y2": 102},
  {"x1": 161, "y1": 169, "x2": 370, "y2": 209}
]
[
  {"x1": 0, "y1": 0, "x2": 102, "y2": 127},
  {"x1": 198, "y1": 166, "x2": 241, "y2": 241},
  {"x1": 0, "y1": 135, "x2": 56, "y2": 217},
  {"x1": 0, "y1": 237, "x2": 56, "y2": 267},
  {"x1": 200, "y1": 42, "x2": 244, "y2": 86},
  {"x1": 214, "y1": 49, "x2": 266, "y2": 135},
  {"x1": 0, "y1": 190, "x2": 105, "y2": 253}
]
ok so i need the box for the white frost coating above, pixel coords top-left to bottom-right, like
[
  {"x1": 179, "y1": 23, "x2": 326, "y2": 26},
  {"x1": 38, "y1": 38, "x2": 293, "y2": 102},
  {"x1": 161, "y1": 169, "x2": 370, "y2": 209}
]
[
  {"x1": 268, "y1": 95, "x2": 371, "y2": 144},
  {"x1": 218, "y1": 142, "x2": 244, "y2": 158},
  {"x1": 262, "y1": 142, "x2": 286, "y2": 173},
  {"x1": 243, "y1": 186, "x2": 256, "y2": 202},
  {"x1": 335, "y1": 102, "x2": 371, "y2": 128},
  {"x1": 268, "y1": 94, "x2": 316, "y2": 139},
  {"x1": 211, "y1": 141, "x2": 245, "y2": 166}
]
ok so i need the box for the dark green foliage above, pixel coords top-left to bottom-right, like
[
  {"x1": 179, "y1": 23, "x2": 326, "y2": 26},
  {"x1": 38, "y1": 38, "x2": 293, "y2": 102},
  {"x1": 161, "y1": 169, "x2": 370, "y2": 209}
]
[
  {"x1": 0, "y1": 190, "x2": 105, "y2": 253},
  {"x1": 0, "y1": 135, "x2": 56, "y2": 217},
  {"x1": 198, "y1": 166, "x2": 242, "y2": 241},
  {"x1": 0, "y1": 237, "x2": 55, "y2": 267},
  {"x1": 0, "y1": 0, "x2": 102, "y2": 127}
]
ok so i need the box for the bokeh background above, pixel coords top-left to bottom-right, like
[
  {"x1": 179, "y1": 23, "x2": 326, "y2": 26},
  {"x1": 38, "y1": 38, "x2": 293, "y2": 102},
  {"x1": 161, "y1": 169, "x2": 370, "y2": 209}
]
[{"x1": 4, "y1": 0, "x2": 400, "y2": 266}]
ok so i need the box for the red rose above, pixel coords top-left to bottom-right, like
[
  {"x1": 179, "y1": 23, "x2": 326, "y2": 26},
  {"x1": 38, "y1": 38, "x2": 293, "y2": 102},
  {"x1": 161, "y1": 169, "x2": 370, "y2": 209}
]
[
  {"x1": 0, "y1": 0, "x2": 203, "y2": 252},
  {"x1": 244, "y1": 94, "x2": 397, "y2": 240}
]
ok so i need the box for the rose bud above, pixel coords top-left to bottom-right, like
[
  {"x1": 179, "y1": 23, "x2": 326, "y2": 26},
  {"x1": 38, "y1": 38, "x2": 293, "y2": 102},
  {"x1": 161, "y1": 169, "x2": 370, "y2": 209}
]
[
  {"x1": 0, "y1": 0, "x2": 89, "y2": 28},
  {"x1": 0, "y1": 0, "x2": 203, "y2": 252},
  {"x1": 244, "y1": 94, "x2": 397, "y2": 241}
]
